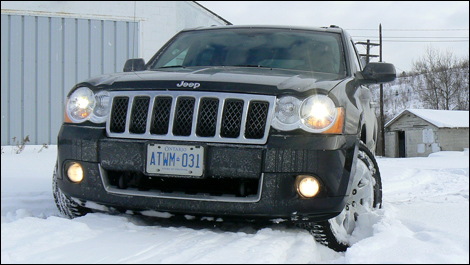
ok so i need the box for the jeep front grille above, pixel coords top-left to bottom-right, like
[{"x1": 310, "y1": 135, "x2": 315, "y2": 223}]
[
  {"x1": 109, "y1": 97, "x2": 129, "y2": 133},
  {"x1": 197, "y1": 98, "x2": 219, "y2": 137},
  {"x1": 150, "y1": 96, "x2": 172, "y2": 135},
  {"x1": 106, "y1": 91, "x2": 276, "y2": 144},
  {"x1": 220, "y1": 99, "x2": 244, "y2": 138},
  {"x1": 173, "y1": 97, "x2": 195, "y2": 136},
  {"x1": 129, "y1": 97, "x2": 150, "y2": 134}
]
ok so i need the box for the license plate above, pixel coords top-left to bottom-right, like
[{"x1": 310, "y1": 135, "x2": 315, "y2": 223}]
[{"x1": 146, "y1": 144, "x2": 204, "y2": 176}]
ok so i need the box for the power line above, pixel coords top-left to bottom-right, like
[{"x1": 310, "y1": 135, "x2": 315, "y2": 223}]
[
  {"x1": 384, "y1": 40, "x2": 469, "y2": 42},
  {"x1": 394, "y1": 65, "x2": 406, "y2": 72},
  {"x1": 352, "y1": 36, "x2": 469, "y2": 39},
  {"x1": 383, "y1": 29, "x2": 469, "y2": 31},
  {"x1": 346, "y1": 28, "x2": 469, "y2": 31},
  {"x1": 355, "y1": 39, "x2": 469, "y2": 43}
]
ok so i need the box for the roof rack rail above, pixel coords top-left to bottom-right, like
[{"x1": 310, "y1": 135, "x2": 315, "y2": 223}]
[{"x1": 320, "y1": 25, "x2": 341, "y2": 29}]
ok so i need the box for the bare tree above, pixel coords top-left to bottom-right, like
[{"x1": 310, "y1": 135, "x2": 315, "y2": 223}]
[
  {"x1": 370, "y1": 74, "x2": 421, "y2": 124},
  {"x1": 411, "y1": 46, "x2": 468, "y2": 110},
  {"x1": 454, "y1": 56, "x2": 469, "y2": 110}
]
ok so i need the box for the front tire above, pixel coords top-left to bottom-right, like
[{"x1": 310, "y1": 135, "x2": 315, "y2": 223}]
[
  {"x1": 299, "y1": 141, "x2": 382, "y2": 251},
  {"x1": 52, "y1": 161, "x2": 90, "y2": 218}
]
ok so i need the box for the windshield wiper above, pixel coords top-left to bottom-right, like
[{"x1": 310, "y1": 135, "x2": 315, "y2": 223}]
[
  {"x1": 231, "y1": 64, "x2": 272, "y2": 69},
  {"x1": 156, "y1": 65, "x2": 186, "y2": 69},
  {"x1": 156, "y1": 65, "x2": 273, "y2": 70}
]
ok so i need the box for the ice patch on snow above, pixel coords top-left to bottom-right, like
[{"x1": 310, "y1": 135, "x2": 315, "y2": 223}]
[
  {"x1": 270, "y1": 218, "x2": 288, "y2": 224},
  {"x1": 140, "y1": 210, "x2": 173, "y2": 218},
  {"x1": 184, "y1": 215, "x2": 196, "y2": 220}
]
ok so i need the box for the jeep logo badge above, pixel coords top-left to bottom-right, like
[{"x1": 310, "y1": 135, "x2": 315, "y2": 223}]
[{"x1": 176, "y1": 81, "x2": 200, "y2": 89}]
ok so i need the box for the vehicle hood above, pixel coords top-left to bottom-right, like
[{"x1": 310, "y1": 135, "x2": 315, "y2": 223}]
[{"x1": 81, "y1": 67, "x2": 346, "y2": 95}]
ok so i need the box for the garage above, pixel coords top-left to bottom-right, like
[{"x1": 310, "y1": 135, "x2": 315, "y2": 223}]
[{"x1": 384, "y1": 109, "x2": 469, "y2": 157}]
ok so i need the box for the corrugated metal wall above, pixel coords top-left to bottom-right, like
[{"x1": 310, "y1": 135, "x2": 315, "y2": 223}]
[{"x1": 1, "y1": 13, "x2": 138, "y2": 145}]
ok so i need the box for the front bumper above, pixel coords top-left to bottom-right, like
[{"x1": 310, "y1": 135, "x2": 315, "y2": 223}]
[{"x1": 57, "y1": 124, "x2": 359, "y2": 222}]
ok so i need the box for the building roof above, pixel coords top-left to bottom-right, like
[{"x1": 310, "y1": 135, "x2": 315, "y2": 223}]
[
  {"x1": 192, "y1": 1, "x2": 232, "y2": 25},
  {"x1": 385, "y1": 109, "x2": 469, "y2": 128}
]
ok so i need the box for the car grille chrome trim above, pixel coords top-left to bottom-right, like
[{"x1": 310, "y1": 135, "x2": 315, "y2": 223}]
[
  {"x1": 99, "y1": 165, "x2": 264, "y2": 203},
  {"x1": 106, "y1": 91, "x2": 276, "y2": 144}
]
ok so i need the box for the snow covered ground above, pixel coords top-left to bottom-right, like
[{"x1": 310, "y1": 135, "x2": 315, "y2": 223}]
[{"x1": 1, "y1": 145, "x2": 469, "y2": 263}]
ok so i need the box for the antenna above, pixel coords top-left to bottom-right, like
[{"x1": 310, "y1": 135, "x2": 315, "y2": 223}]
[{"x1": 132, "y1": 1, "x2": 137, "y2": 70}]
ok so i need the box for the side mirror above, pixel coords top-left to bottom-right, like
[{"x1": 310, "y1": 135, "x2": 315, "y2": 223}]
[
  {"x1": 359, "y1": 62, "x2": 396, "y2": 84},
  {"x1": 123, "y1": 58, "x2": 146, "y2": 72}
]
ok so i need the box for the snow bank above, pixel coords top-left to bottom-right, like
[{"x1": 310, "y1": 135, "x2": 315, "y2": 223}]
[{"x1": 1, "y1": 146, "x2": 468, "y2": 263}]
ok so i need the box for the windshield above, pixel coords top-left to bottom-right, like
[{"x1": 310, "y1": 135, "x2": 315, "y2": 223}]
[{"x1": 149, "y1": 28, "x2": 346, "y2": 76}]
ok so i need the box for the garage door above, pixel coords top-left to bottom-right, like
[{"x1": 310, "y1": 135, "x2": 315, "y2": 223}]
[{"x1": 1, "y1": 13, "x2": 139, "y2": 145}]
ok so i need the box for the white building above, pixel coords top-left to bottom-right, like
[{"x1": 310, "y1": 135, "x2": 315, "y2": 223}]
[
  {"x1": 1, "y1": 1, "x2": 230, "y2": 145},
  {"x1": 385, "y1": 109, "x2": 469, "y2": 157}
]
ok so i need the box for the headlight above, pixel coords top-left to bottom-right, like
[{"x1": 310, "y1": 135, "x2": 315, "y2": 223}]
[
  {"x1": 271, "y1": 96, "x2": 302, "y2": 131},
  {"x1": 300, "y1": 95, "x2": 337, "y2": 133},
  {"x1": 90, "y1": 91, "x2": 110, "y2": 123},
  {"x1": 272, "y1": 95, "x2": 344, "y2": 134},
  {"x1": 65, "y1": 87, "x2": 110, "y2": 123}
]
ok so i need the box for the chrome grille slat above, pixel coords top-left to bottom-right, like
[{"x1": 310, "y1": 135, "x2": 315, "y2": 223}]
[
  {"x1": 167, "y1": 97, "x2": 177, "y2": 136},
  {"x1": 106, "y1": 91, "x2": 276, "y2": 144},
  {"x1": 124, "y1": 95, "x2": 134, "y2": 134},
  {"x1": 214, "y1": 98, "x2": 224, "y2": 138},
  {"x1": 145, "y1": 96, "x2": 156, "y2": 136},
  {"x1": 191, "y1": 97, "x2": 201, "y2": 136},
  {"x1": 239, "y1": 98, "x2": 250, "y2": 139}
]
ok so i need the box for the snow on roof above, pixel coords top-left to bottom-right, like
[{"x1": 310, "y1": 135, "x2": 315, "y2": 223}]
[{"x1": 385, "y1": 109, "x2": 469, "y2": 128}]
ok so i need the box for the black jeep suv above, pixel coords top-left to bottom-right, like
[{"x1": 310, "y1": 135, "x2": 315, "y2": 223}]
[{"x1": 53, "y1": 25, "x2": 395, "y2": 251}]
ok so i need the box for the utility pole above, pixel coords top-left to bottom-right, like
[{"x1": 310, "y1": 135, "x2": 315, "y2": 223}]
[
  {"x1": 356, "y1": 39, "x2": 379, "y2": 65},
  {"x1": 379, "y1": 24, "x2": 385, "y2": 157},
  {"x1": 355, "y1": 26, "x2": 385, "y2": 156},
  {"x1": 355, "y1": 39, "x2": 380, "y2": 155}
]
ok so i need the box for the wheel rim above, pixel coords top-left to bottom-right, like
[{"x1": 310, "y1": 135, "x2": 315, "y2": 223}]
[{"x1": 329, "y1": 149, "x2": 376, "y2": 243}]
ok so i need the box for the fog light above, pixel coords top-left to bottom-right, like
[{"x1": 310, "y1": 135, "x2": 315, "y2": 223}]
[
  {"x1": 67, "y1": 162, "x2": 84, "y2": 183},
  {"x1": 296, "y1": 175, "x2": 320, "y2": 198}
]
